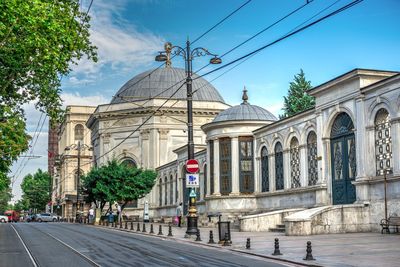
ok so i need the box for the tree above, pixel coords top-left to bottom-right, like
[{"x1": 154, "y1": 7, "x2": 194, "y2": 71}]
[
  {"x1": 82, "y1": 160, "x2": 157, "y2": 213},
  {"x1": 0, "y1": 0, "x2": 97, "y2": 187},
  {"x1": 0, "y1": 107, "x2": 30, "y2": 191},
  {"x1": 281, "y1": 69, "x2": 315, "y2": 118},
  {"x1": 20, "y1": 169, "x2": 51, "y2": 211},
  {"x1": 0, "y1": 188, "x2": 12, "y2": 214}
]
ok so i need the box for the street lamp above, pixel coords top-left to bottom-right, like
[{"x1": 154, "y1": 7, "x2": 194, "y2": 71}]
[
  {"x1": 155, "y1": 40, "x2": 222, "y2": 235},
  {"x1": 64, "y1": 141, "x2": 92, "y2": 222}
]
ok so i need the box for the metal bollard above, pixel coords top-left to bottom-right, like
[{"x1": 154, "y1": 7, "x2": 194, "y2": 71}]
[
  {"x1": 246, "y1": 238, "x2": 251, "y2": 249},
  {"x1": 303, "y1": 241, "x2": 315, "y2": 261},
  {"x1": 150, "y1": 224, "x2": 154, "y2": 234},
  {"x1": 222, "y1": 233, "x2": 231, "y2": 246},
  {"x1": 136, "y1": 222, "x2": 140, "y2": 232},
  {"x1": 142, "y1": 223, "x2": 147, "y2": 233},
  {"x1": 130, "y1": 221, "x2": 134, "y2": 230},
  {"x1": 272, "y1": 238, "x2": 282, "y2": 256},
  {"x1": 125, "y1": 221, "x2": 128, "y2": 229},
  {"x1": 195, "y1": 229, "x2": 201, "y2": 241},
  {"x1": 167, "y1": 223, "x2": 173, "y2": 237},
  {"x1": 158, "y1": 225, "x2": 163, "y2": 235},
  {"x1": 208, "y1": 230, "x2": 215, "y2": 244}
]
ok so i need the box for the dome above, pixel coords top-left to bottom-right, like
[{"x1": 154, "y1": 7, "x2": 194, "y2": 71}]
[
  {"x1": 111, "y1": 67, "x2": 225, "y2": 104},
  {"x1": 212, "y1": 88, "x2": 277, "y2": 123}
]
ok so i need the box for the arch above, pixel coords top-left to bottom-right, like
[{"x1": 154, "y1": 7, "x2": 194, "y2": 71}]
[
  {"x1": 307, "y1": 131, "x2": 318, "y2": 186},
  {"x1": 284, "y1": 127, "x2": 302, "y2": 149},
  {"x1": 261, "y1": 146, "x2": 269, "y2": 192},
  {"x1": 374, "y1": 108, "x2": 392, "y2": 175},
  {"x1": 74, "y1": 124, "x2": 84, "y2": 141},
  {"x1": 121, "y1": 158, "x2": 137, "y2": 168},
  {"x1": 274, "y1": 142, "x2": 284, "y2": 190},
  {"x1": 330, "y1": 112, "x2": 356, "y2": 205},
  {"x1": 323, "y1": 107, "x2": 355, "y2": 139},
  {"x1": 290, "y1": 137, "x2": 301, "y2": 188},
  {"x1": 367, "y1": 96, "x2": 396, "y2": 125}
]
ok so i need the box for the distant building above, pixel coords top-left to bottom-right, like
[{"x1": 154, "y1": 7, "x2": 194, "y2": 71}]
[{"x1": 53, "y1": 106, "x2": 95, "y2": 218}]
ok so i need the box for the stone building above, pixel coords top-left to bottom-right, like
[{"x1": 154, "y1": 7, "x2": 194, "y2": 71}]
[{"x1": 54, "y1": 105, "x2": 95, "y2": 218}]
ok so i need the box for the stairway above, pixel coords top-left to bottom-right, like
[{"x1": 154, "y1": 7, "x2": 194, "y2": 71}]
[{"x1": 269, "y1": 223, "x2": 285, "y2": 233}]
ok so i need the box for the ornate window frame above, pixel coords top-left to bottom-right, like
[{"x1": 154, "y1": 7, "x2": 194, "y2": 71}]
[
  {"x1": 307, "y1": 131, "x2": 318, "y2": 186},
  {"x1": 219, "y1": 137, "x2": 232, "y2": 195},
  {"x1": 239, "y1": 136, "x2": 254, "y2": 193},
  {"x1": 375, "y1": 108, "x2": 392, "y2": 175}
]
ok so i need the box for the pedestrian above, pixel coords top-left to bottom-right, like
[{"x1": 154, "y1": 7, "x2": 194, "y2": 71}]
[
  {"x1": 176, "y1": 202, "x2": 183, "y2": 227},
  {"x1": 116, "y1": 203, "x2": 122, "y2": 222},
  {"x1": 89, "y1": 207, "x2": 94, "y2": 224}
]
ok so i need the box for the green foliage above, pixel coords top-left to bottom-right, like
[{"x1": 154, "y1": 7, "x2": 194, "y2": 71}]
[
  {"x1": 20, "y1": 169, "x2": 51, "y2": 211},
  {"x1": 82, "y1": 160, "x2": 157, "y2": 212},
  {"x1": 0, "y1": 188, "x2": 12, "y2": 213},
  {"x1": 0, "y1": 0, "x2": 97, "y2": 119},
  {"x1": 12, "y1": 199, "x2": 29, "y2": 213},
  {"x1": 0, "y1": 106, "x2": 29, "y2": 191},
  {"x1": 281, "y1": 69, "x2": 315, "y2": 118}
]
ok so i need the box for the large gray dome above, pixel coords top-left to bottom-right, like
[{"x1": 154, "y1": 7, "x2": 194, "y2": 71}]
[
  {"x1": 111, "y1": 67, "x2": 225, "y2": 104},
  {"x1": 212, "y1": 90, "x2": 277, "y2": 123}
]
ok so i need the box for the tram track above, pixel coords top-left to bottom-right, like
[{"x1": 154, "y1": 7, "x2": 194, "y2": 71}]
[{"x1": 12, "y1": 223, "x2": 100, "y2": 267}]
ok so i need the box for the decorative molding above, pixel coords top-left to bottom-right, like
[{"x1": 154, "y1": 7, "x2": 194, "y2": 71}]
[
  {"x1": 158, "y1": 129, "x2": 169, "y2": 140},
  {"x1": 140, "y1": 129, "x2": 150, "y2": 140}
]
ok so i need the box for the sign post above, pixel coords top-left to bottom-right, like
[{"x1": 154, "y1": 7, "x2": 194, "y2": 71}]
[{"x1": 185, "y1": 159, "x2": 199, "y2": 236}]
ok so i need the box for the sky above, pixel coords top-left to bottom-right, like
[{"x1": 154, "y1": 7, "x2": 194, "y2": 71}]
[{"x1": 9, "y1": 0, "x2": 400, "y2": 202}]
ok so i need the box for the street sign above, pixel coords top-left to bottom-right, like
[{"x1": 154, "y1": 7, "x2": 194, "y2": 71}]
[
  {"x1": 186, "y1": 159, "x2": 199, "y2": 173},
  {"x1": 186, "y1": 173, "x2": 199, "y2": 187}
]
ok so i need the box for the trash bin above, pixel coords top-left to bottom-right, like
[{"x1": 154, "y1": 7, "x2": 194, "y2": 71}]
[
  {"x1": 217, "y1": 219, "x2": 231, "y2": 244},
  {"x1": 108, "y1": 213, "x2": 114, "y2": 223}
]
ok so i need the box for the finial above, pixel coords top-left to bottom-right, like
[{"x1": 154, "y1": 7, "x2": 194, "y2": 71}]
[
  {"x1": 164, "y1": 42, "x2": 172, "y2": 67},
  {"x1": 242, "y1": 86, "x2": 248, "y2": 104}
]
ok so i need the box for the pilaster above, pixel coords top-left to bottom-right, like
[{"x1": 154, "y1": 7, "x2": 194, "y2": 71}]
[
  {"x1": 231, "y1": 137, "x2": 240, "y2": 195},
  {"x1": 213, "y1": 139, "x2": 221, "y2": 196}
]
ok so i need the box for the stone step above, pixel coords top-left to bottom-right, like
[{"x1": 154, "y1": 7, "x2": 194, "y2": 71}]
[{"x1": 269, "y1": 227, "x2": 286, "y2": 233}]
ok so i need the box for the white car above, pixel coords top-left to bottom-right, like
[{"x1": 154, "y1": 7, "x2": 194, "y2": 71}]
[{"x1": 0, "y1": 215, "x2": 8, "y2": 223}]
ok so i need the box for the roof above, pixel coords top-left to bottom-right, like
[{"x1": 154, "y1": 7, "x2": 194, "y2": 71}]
[{"x1": 110, "y1": 67, "x2": 225, "y2": 104}]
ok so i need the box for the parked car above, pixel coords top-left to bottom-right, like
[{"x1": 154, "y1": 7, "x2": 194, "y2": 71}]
[
  {"x1": 4, "y1": 210, "x2": 19, "y2": 222},
  {"x1": 0, "y1": 215, "x2": 8, "y2": 223},
  {"x1": 35, "y1": 213, "x2": 58, "y2": 222},
  {"x1": 26, "y1": 214, "x2": 37, "y2": 222}
]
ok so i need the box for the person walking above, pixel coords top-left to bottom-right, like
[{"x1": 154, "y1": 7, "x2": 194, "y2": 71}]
[
  {"x1": 176, "y1": 202, "x2": 183, "y2": 227},
  {"x1": 88, "y1": 207, "x2": 94, "y2": 224},
  {"x1": 116, "y1": 203, "x2": 122, "y2": 222}
]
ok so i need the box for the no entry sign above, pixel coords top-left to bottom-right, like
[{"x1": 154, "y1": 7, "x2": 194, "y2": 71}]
[{"x1": 186, "y1": 159, "x2": 199, "y2": 173}]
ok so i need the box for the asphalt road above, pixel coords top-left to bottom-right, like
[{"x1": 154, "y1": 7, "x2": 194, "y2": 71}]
[{"x1": 0, "y1": 223, "x2": 290, "y2": 267}]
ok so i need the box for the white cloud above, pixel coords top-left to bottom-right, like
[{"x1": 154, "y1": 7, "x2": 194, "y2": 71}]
[
  {"x1": 70, "y1": 0, "x2": 164, "y2": 80},
  {"x1": 61, "y1": 92, "x2": 109, "y2": 107}
]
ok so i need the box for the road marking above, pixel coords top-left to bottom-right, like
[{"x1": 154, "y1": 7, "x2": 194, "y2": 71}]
[
  {"x1": 45, "y1": 232, "x2": 101, "y2": 267},
  {"x1": 10, "y1": 224, "x2": 38, "y2": 267}
]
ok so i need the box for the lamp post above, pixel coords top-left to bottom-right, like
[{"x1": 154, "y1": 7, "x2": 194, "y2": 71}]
[
  {"x1": 64, "y1": 141, "x2": 92, "y2": 222},
  {"x1": 156, "y1": 40, "x2": 221, "y2": 235}
]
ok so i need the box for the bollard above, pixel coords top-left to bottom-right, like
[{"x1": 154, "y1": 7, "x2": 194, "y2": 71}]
[
  {"x1": 208, "y1": 230, "x2": 215, "y2": 244},
  {"x1": 150, "y1": 224, "x2": 154, "y2": 234},
  {"x1": 137, "y1": 222, "x2": 140, "y2": 232},
  {"x1": 158, "y1": 225, "x2": 163, "y2": 235},
  {"x1": 130, "y1": 221, "x2": 134, "y2": 230},
  {"x1": 125, "y1": 221, "x2": 128, "y2": 229},
  {"x1": 272, "y1": 238, "x2": 282, "y2": 256},
  {"x1": 142, "y1": 223, "x2": 147, "y2": 233},
  {"x1": 222, "y1": 232, "x2": 231, "y2": 246},
  {"x1": 195, "y1": 229, "x2": 202, "y2": 241},
  {"x1": 246, "y1": 238, "x2": 251, "y2": 249},
  {"x1": 119, "y1": 221, "x2": 122, "y2": 228},
  {"x1": 303, "y1": 241, "x2": 315, "y2": 261},
  {"x1": 168, "y1": 223, "x2": 173, "y2": 237}
]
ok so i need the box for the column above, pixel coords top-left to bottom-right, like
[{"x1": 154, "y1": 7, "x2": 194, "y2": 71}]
[
  {"x1": 231, "y1": 137, "x2": 240, "y2": 195},
  {"x1": 270, "y1": 154, "x2": 275, "y2": 191},
  {"x1": 355, "y1": 96, "x2": 367, "y2": 179},
  {"x1": 391, "y1": 119, "x2": 400, "y2": 175},
  {"x1": 299, "y1": 145, "x2": 307, "y2": 187},
  {"x1": 283, "y1": 150, "x2": 290, "y2": 189},
  {"x1": 206, "y1": 141, "x2": 211, "y2": 196},
  {"x1": 213, "y1": 139, "x2": 221, "y2": 196},
  {"x1": 254, "y1": 157, "x2": 261, "y2": 193}
]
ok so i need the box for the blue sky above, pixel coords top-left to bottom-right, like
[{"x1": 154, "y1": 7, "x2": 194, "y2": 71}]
[{"x1": 10, "y1": 0, "x2": 400, "y2": 201}]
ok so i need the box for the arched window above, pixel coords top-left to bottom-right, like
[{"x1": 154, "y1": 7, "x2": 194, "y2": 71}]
[
  {"x1": 261, "y1": 147, "x2": 269, "y2": 192},
  {"x1": 239, "y1": 137, "x2": 254, "y2": 193},
  {"x1": 169, "y1": 175, "x2": 173, "y2": 204},
  {"x1": 275, "y1": 142, "x2": 284, "y2": 190},
  {"x1": 375, "y1": 108, "x2": 392, "y2": 175},
  {"x1": 159, "y1": 179, "x2": 162, "y2": 206},
  {"x1": 121, "y1": 158, "x2": 137, "y2": 168},
  {"x1": 203, "y1": 164, "x2": 207, "y2": 198},
  {"x1": 290, "y1": 137, "x2": 301, "y2": 188},
  {"x1": 219, "y1": 138, "x2": 231, "y2": 195},
  {"x1": 164, "y1": 177, "x2": 168, "y2": 205},
  {"x1": 307, "y1": 131, "x2": 318, "y2": 185},
  {"x1": 74, "y1": 124, "x2": 84, "y2": 141}
]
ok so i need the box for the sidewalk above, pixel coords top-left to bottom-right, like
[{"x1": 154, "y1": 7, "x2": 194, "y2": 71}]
[{"x1": 94, "y1": 221, "x2": 400, "y2": 267}]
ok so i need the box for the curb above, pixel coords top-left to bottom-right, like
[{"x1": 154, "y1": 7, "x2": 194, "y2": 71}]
[{"x1": 86, "y1": 223, "x2": 322, "y2": 267}]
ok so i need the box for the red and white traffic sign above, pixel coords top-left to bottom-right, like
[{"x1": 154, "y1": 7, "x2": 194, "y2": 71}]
[{"x1": 186, "y1": 159, "x2": 199, "y2": 173}]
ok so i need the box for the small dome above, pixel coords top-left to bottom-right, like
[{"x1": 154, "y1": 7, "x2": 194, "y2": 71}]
[
  {"x1": 212, "y1": 88, "x2": 277, "y2": 123},
  {"x1": 111, "y1": 67, "x2": 225, "y2": 104}
]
